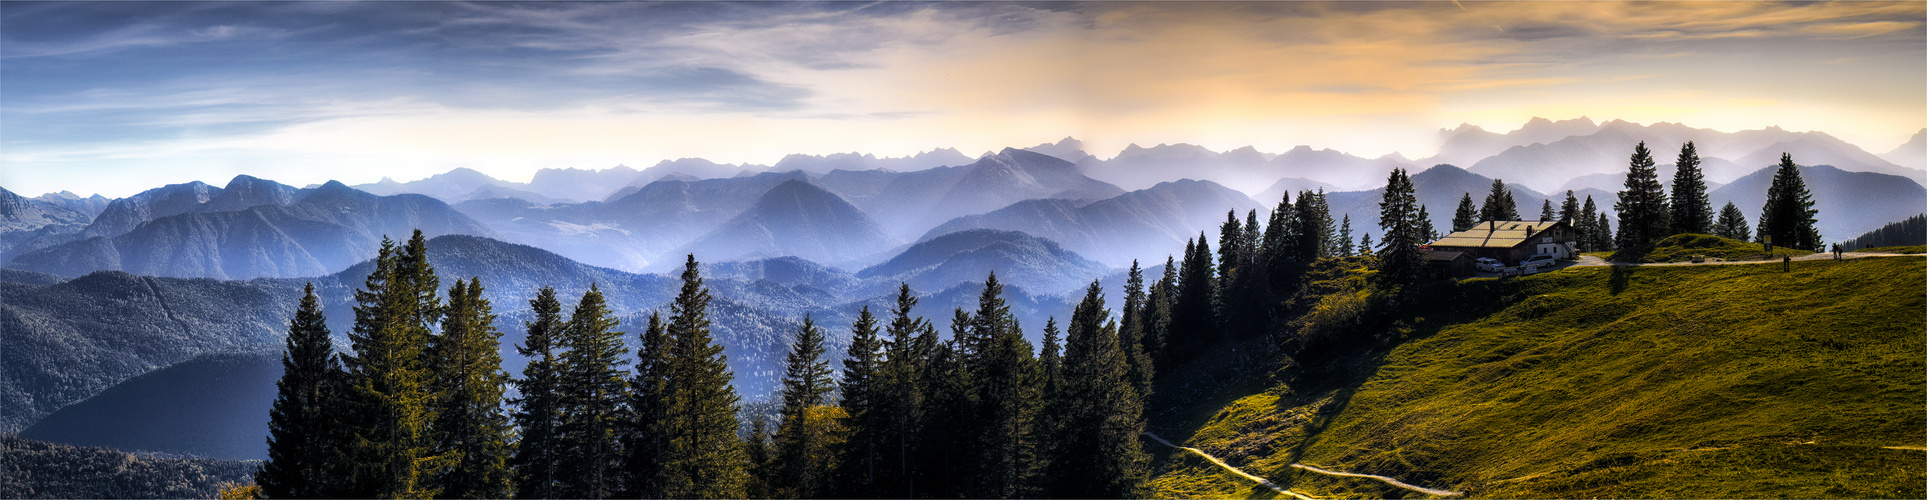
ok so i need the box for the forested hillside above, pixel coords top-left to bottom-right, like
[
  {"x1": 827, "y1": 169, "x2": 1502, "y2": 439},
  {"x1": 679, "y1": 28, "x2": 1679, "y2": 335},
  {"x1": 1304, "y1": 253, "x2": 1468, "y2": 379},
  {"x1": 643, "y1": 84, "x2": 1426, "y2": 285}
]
[{"x1": 0, "y1": 435, "x2": 255, "y2": 499}]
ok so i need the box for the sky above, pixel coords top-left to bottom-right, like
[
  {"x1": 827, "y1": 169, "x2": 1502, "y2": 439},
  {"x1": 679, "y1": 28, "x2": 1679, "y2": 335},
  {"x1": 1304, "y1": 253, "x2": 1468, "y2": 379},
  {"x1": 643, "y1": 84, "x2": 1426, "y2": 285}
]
[{"x1": 3, "y1": 1, "x2": 1923, "y2": 198}]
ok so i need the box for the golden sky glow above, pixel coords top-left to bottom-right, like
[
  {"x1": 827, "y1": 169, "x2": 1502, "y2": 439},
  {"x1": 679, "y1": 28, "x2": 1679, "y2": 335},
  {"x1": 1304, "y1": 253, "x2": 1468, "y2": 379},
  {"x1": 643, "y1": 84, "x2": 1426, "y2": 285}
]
[{"x1": 3, "y1": 1, "x2": 1923, "y2": 196}]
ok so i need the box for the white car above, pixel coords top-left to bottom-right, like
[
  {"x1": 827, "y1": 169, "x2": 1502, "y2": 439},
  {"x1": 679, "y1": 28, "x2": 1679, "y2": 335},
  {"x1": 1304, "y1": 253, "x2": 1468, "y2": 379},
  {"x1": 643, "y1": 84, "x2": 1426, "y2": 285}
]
[
  {"x1": 1520, "y1": 253, "x2": 1558, "y2": 269},
  {"x1": 1474, "y1": 257, "x2": 1503, "y2": 272}
]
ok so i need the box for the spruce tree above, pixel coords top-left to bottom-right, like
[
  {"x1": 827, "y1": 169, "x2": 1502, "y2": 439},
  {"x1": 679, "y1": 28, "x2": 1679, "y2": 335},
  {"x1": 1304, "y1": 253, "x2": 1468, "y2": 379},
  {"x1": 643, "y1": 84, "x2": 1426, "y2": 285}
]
[
  {"x1": 1614, "y1": 141, "x2": 1672, "y2": 258},
  {"x1": 1117, "y1": 261, "x2": 1153, "y2": 399},
  {"x1": 662, "y1": 255, "x2": 748, "y2": 498},
  {"x1": 1416, "y1": 204, "x2": 1437, "y2": 241},
  {"x1": 873, "y1": 284, "x2": 929, "y2": 499},
  {"x1": 1051, "y1": 282, "x2": 1149, "y2": 498},
  {"x1": 839, "y1": 307, "x2": 885, "y2": 498},
  {"x1": 1579, "y1": 196, "x2": 1600, "y2": 251},
  {"x1": 1757, "y1": 153, "x2": 1823, "y2": 250},
  {"x1": 1216, "y1": 211, "x2": 1247, "y2": 303},
  {"x1": 258, "y1": 283, "x2": 345, "y2": 499},
  {"x1": 1481, "y1": 179, "x2": 1520, "y2": 222},
  {"x1": 1560, "y1": 190, "x2": 1580, "y2": 228},
  {"x1": 1038, "y1": 317, "x2": 1064, "y2": 404},
  {"x1": 1715, "y1": 202, "x2": 1751, "y2": 241},
  {"x1": 1292, "y1": 189, "x2": 1334, "y2": 262},
  {"x1": 775, "y1": 314, "x2": 836, "y2": 498},
  {"x1": 1670, "y1": 141, "x2": 1714, "y2": 235},
  {"x1": 1034, "y1": 316, "x2": 1065, "y2": 493},
  {"x1": 1360, "y1": 233, "x2": 1373, "y2": 253},
  {"x1": 1595, "y1": 212, "x2": 1613, "y2": 252},
  {"x1": 1141, "y1": 257, "x2": 1177, "y2": 376},
  {"x1": 965, "y1": 273, "x2": 1043, "y2": 498},
  {"x1": 1452, "y1": 192, "x2": 1478, "y2": 231},
  {"x1": 1376, "y1": 168, "x2": 1426, "y2": 287},
  {"x1": 745, "y1": 417, "x2": 774, "y2": 500},
  {"x1": 511, "y1": 287, "x2": 566, "y2": 499},
  {"x1": 623, "y1": 312, "x2": 671, "y2": 498},
  {"x1": 1170, "y1": 236, "x2": 1218, "y2": 365},
  {"x1": 556, "y1": 284, "x2": 629, "y2": 499},
  {"x1": 1261, "y1": 193, "x2": 1300, "y2": 291},
  {"x1": 916, "y1": 309, "x2": 975, "y2": 498},
  {"x1": 428, "y1": 278, "x2": 512, "y2": 499},
  {"x1": 1540, "y1": 199, "x2": 1556, "y2": 222},
  {"x1": 1334, "y1": 215, "x2": 1354, "y2": 257},
  {"x1": 339, "y1": 232, "x2": 449, "y2": 499}
]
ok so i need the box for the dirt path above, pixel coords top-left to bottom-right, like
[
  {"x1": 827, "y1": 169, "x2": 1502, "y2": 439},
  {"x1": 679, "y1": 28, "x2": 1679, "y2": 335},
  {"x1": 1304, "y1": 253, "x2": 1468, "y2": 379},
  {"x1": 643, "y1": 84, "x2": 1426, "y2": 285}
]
[
  {"x1": 1142, "y1": 432, "x2": 1314, "y2": 500},
  {"x1": 1289, "y1": 463, "x2": 1463, "y2": 497}
]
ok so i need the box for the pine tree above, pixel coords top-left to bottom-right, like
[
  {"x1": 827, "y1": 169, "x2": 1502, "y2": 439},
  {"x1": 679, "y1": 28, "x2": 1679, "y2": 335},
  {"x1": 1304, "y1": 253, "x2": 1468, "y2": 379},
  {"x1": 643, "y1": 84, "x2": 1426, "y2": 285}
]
[
  {"x1": 1540, "y1": 199, "x2": 1556, "y2": 222},
  {"x1": 775, "y1": 314, "x2": 837, "y2": 498},
  {"x1": 1261, "y1": 193, "x2": 1301, "y2": 292},
  {"x1": 1715, "y1": 202, "x2": 1751, "y2": 241},
  {"x1": 623, "y1": 312, "x2": 671, "y2": 499},
  {"x1": 339, "y1": 232, "x2": 450, "y2": 499},
  {"x1": 1560, "y1": 190, "x2": 1580, "y2": 228},
  {"x1": 1579, "y1": 196, "x2": 1600, "y2": 251},
  {"x1": 1416, "y1": 204, "x2": 1437, "y2": 242},
  {"x1": 745, "y1": 417, "x2": 774, "y2": 500},
  {"x1": 1595, "y1": 212, "x2": 1613, "y2": 252},
  {"x1": 1481, "y1": 179, "x2": 1520, "y2": 222},
  {"x1": 917, "y1": 308, "x2": 975, "y2": 498},
  {"x1": 873, "y1": 283, "x2": 929, "y2": 499},
  {"x1": 1334, "y1": 215, "x2": 1354, "y2": 257},
  {"x1": 556, "y1": 284, "x2": 629, "y2": 499},
  {"x1": 965, "y1": 274, "x2": 1043, "y2": 498},
  {"x1": 1141, "y1": 257, "x2": 1177, "y2": 376},
  {"x1": 662, "y1": 255, "x2": 748, "y2": 498},
  {"x1": 1051, "y1": 282, "x2": 1149, "y2": 498},
  {"x1": 1615, "y1": 141, "x2": 1672, "y2": 258},
  {"x1": 1116, "y1": 261, "x2": 1153, "y2": 399},
  {"x1": 1376, "y1": 168, "x2": 1426, "y2": 287},
  {"x1": 1359, "y1": 233, "x2": 1373, "y2": 253},
  {"x1": 1757, "y1": 153, "x2": 1823, "y2": 250},
  {"x1": 1170, "y1": 236, "x2": 1218, "y2": 366},
  {"x1": 1670, "y1": 141, "x2": 1714, "y2": 235},
  {"x1": 1292, "y1": 189, "x2": 1334, "y2": 262},
  {"x1": 511, "y1": 287, "x2": 566, "y2": 499},
  {"x1": 258, "y1": 283, "x2": 346, "y2": 499},
  {"x1": 839, "y1": 307, "x2": 885, "y2": 498},
  {"x1": 1452, "y1": 192, "x2": 1478, "y2": 232},
  {"x1": 1038, "y1": 318, "x2": 1063, "y2": 404},
  {"x1": 429, "y1": 278, "x2": 513, "y2": 499},
  {"x1": 1034, "y1": 316, "x2": 1065, "y2": 494}
]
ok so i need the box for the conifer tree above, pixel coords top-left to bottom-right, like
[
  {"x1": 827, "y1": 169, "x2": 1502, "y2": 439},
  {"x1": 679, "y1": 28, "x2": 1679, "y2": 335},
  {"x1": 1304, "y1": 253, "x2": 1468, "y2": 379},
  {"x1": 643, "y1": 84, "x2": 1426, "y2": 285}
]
[
  {"x1": 1261, "y1": 193, "x2": 1300, "y2": 289},
  {"x1": 1334, "y1": 215, "x2": 1354, "y2": 257},
  {"x1": 1360, "y1": 233, "x2": 1373, "y2": 253},
  {"x1": 745, "y1": 417, "x2": 774, "y2": 500},
  {"x1": 1540, "y1": 199, "x2": 1556, "y2": 222},
  {"x1": 339, "y1": 232, "x2": 449, "y2": 499},
  {"x1": 1416, "y1": 204, "x2": 1437, "y2": 241},
  {"x1": 873, "y1": 283, "x2": 929, "y2": 499},
  {"x1": 623, "y1": 312, "x2": 671, "y2": 498},
  {"x1": 916, "y1": 309, "x2": 975, "y2": 498},
  {"x1": 1481, "y1": 179, "x2": 1520, "y2": 222},
  {"x1": 1715, "y1": 202, "x2": 1751, "y2": 241},
  {"x1": 429, "y1": 278, "x2": 512, "y2": 499},
  {"x1": 839, "y1": 307, "x2": 885, "y2": 497},
  {"x1": 556, "y1": 284, "x2": 629, "y2": 499},
  {"x1": 1034, "y1": 316, "x2": 1065, "y2": 491},
  {"x1": 662, "y1": 255, "x2": 747, "y2": 498},
  {"x1": 1051, "y1": 282, "x2": 1149, "y2": 499},
  {"x1": 1615, "y1": 141, "x2": 1672, "y2": 257},
  {"x1": 1595, "y1": 212, "x2": 1613, "y2": 251},
  {"x1": 775, "y1": 314, "x2": 836, "y2": 498},
  {"x1": 1377, "y1": 168, "x2": 1426, "y2": 287},
  {"x1": 1670, "y1": 141, "x2": 1714, "y2": 235},
  {"x1": 1757, "y1": 153, "x2": 1823, "y2": 250},
  {"x1": 1560, "y1": 190, "x2": 1580, "y2": 228},
  {"x1": 511, "y1": 287, "x2": 566, "y2": 499},
  {"x1": 258, "y1": 283, "x2": 345, "y2": 499},
  {"x1": 1171, "y1": 236, "x2": 1218, "y2": 365},
  {"x1": 1141, "y1": 257, "x2": 1177, "y2": 376},
  {"x1": 1453, "y1": 192, "x2": 1478, "y2": 231},
  {"x1": 1579, "y1": 196, "x2": 1600, "y2": 251},
  {"x1": 1117, "y1": 261, "x2": 1153, "y2": 399},
  {"x1": 1292, "y1": 189, "x2": 1334, "y2": 262},
  {"x1": 1038, "y1": 318, "x2": 1063, "y2": 405},
  {"x1": 965, "y1": 274, "x2": 1043, "y2": 498},
  {"x1": 1217, "y1": 211, "x2": 1247, "y2": 300}
]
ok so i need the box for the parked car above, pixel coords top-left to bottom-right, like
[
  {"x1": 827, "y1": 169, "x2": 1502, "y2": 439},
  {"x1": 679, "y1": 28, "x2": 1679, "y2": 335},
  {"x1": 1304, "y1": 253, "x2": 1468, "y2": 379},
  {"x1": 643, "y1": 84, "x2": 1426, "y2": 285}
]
[
  {"x1": 1474, "y1": 257, "x2": 1504, "y2": 272},
  {"x1": 1520, "y1": 253, "x2": 1557, "y2": 269}
]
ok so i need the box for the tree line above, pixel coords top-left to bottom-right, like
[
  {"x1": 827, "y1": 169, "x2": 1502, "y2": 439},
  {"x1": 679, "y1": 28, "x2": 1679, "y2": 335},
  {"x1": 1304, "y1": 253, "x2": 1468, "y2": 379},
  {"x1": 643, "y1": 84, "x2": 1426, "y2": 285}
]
[{"x1": 1443, "y1": 141, "x2": 1822, "y2": 257}]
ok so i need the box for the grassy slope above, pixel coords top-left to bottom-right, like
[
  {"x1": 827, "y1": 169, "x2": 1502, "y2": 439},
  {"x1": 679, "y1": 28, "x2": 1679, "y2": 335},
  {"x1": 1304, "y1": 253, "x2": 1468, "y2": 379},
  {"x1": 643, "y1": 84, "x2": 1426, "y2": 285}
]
[
  {"x1": 1858, "y1": 245, "x2": 1927, "y2": 254},
  {"x1": 1151, "y1": 257, "x2": 1925, "y2": 498},
  {"x1": 1620, "y1": 233, "x2": 1814, "y2": 263}
]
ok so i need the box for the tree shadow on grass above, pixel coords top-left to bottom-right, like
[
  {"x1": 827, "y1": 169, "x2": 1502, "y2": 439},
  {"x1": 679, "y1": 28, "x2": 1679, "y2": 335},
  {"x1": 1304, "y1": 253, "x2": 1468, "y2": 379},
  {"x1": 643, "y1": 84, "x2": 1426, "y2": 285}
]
[{"x1": 1609, "y1": 265, "x2": 1634, "y2": 295}]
